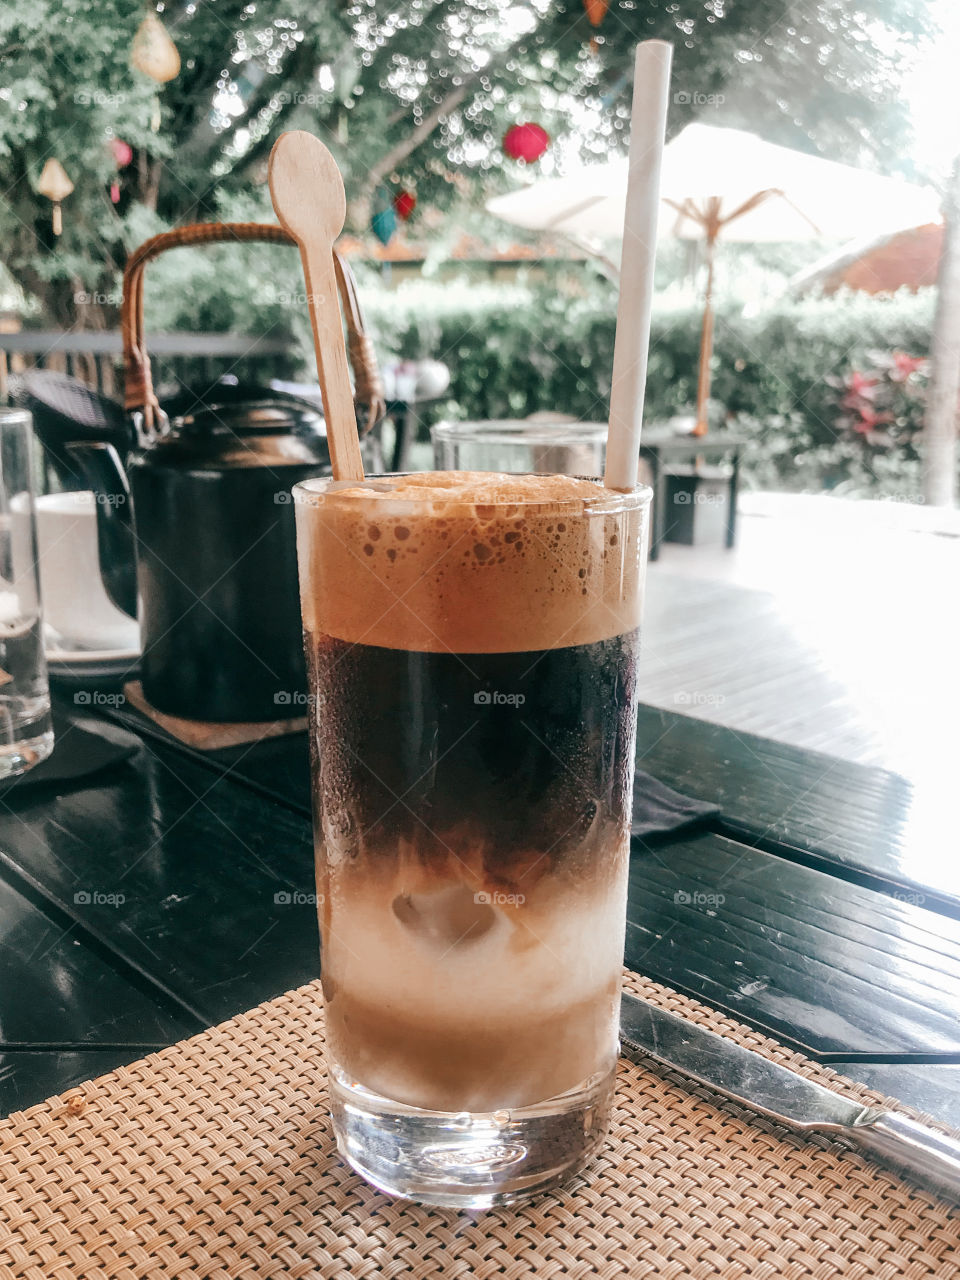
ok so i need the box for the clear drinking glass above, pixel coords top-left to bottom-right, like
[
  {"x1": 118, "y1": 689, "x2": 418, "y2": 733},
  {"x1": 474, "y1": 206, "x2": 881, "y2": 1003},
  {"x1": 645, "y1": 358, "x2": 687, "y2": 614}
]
[
  {"x1": 0, "y1": 409, "x2": 54, "y2": 777},
  {"x1": 294, "y1": 471, "x2": 650, "y2": 1208},
  {"x1": 431, "y1": 420, "x2": 608, "y2": 478}
]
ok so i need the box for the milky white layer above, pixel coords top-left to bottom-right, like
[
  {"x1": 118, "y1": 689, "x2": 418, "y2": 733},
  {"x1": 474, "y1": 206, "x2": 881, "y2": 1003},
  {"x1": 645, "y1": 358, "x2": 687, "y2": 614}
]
[
  {"x1": 323, "y1": 846, "x2": 628, "y2": 1029},
  {"x1": 295, "y1": 471, "x2": 647, "y2": 653}
]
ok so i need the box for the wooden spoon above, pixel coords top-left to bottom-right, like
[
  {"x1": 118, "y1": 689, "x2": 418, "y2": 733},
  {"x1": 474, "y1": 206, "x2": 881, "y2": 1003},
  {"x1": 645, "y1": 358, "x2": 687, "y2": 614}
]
[{"x1": 269, "y1": 130, "x2": 364, "y2": 482}]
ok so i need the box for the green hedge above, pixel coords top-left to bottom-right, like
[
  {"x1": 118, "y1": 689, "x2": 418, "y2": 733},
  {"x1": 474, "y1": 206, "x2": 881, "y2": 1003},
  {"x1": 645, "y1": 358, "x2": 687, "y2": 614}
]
[
  {"x1": 364, "y1": 282, "x2": 937, "y2": 495},
  {"x1": 140, "y1": 244, "x2": 940, "y2": 496}
]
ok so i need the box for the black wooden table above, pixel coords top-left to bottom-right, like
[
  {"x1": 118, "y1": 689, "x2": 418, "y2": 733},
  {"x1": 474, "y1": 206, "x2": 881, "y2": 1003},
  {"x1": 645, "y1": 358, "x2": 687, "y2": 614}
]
[{"x1": 1, "y1": 697, "x2": 958, "y2": 1125}]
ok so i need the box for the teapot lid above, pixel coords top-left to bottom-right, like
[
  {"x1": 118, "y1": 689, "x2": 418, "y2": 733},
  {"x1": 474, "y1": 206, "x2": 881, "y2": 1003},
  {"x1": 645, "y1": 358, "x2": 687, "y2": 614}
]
[
  {"x1": 174, "y1": 398, "x2": 327, "y2": 437},
  {"x1": 146, "y1": 383, "x2": 331, "y2": 469},
  {"x1": 161, "y1": 382, "x2": 327, "y2": 437}
]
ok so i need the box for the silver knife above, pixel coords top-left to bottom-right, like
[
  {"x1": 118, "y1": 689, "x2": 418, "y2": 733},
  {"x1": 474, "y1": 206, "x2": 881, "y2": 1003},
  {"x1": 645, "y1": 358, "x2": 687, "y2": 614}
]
[{"x1": 621, "y1": 992, "x2": 960, "y2": 1203}]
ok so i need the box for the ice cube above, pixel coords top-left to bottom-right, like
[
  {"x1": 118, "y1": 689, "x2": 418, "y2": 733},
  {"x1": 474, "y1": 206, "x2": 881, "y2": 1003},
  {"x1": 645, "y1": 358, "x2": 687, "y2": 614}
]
[{"x1": 392, "y1": 884, "x2": 496, "y2": 949}]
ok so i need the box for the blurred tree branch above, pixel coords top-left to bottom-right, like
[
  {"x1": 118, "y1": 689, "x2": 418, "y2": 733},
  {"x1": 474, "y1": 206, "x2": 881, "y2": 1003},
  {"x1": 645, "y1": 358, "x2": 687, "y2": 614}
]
[{"x1": 0, "y1": 0, "x2": 938, "y2": 325}]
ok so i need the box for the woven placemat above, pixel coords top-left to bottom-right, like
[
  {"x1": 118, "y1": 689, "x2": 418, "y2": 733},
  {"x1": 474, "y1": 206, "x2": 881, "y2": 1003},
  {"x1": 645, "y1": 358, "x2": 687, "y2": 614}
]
[{"x1": 1, "y1": 971, "x2": 957, "y2": 1279}]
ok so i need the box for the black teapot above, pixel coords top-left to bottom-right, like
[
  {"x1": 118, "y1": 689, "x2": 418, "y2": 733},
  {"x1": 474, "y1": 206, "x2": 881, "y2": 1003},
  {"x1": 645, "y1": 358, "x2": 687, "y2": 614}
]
[{"x1": 65, "y1": 384, "x2": 349, "y2": 722}]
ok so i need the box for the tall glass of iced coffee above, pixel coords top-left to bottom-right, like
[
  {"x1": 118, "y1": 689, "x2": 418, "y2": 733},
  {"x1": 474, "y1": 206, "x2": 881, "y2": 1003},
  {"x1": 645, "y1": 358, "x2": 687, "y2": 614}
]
[{"x1": 294, "y1": 471, "x2": 650, "y2": 1208}]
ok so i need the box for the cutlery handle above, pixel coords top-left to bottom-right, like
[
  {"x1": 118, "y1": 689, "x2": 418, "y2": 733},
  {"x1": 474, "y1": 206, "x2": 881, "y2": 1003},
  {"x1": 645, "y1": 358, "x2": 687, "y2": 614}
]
[{"x1": 849, "y1": 1111, "x2": 960, "y2": 1202}]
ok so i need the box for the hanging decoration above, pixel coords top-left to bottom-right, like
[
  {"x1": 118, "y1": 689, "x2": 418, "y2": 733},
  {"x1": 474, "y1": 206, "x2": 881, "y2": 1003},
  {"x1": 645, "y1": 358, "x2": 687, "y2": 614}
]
[
  {"x1": 393, "y1": 190, "x2": 416, "y2": 221},
  {"x1": 503, "y1": 123, "x2": 550, "y2": 163},
  {"x1": 370, "y1": 187, "x2": 397, "y2": 245},
  {"x1": 583, "y1": 0, "x2": 607, "y2": 52},
  {"x1": 131, "y1": 10, "x2": 181, "y2": 84},
  {"x1": 107, "y1": 139, "x2": 133, "y2": 206},
  {"x1": 110, "y1": 138, "x2": 134, "y2": 168},
  {"x1": 371, "y1": 205, "x2": 397, "y2": 246},
  {"x1": 37, "y1": 158, "x2": 74, "y2": 236}
]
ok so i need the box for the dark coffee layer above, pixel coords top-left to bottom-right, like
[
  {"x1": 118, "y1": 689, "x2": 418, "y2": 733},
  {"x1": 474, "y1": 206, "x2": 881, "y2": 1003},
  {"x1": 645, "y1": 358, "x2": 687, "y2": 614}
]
[{"x1": 307, "y1": 629, "x2": 641, "y2": 886}]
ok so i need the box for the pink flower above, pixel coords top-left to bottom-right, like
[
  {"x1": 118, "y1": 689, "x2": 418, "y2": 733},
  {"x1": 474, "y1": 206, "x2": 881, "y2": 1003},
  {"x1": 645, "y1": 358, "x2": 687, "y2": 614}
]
[
  {"x1": 851, "y1": 407, "x2": 892, "y2": 436},
  {"x1": 889, "y1": 352, "x2": 927, "y2": 382},
  {"x1": 846, "y1": 370, "x2": 878, "y2": 399}
]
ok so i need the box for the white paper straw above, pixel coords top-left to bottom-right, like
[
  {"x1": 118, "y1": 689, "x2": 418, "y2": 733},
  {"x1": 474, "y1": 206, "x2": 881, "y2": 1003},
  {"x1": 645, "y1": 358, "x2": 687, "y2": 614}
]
[{"x1": 604, "y1": 40, "x2": 673, "y2": 491}]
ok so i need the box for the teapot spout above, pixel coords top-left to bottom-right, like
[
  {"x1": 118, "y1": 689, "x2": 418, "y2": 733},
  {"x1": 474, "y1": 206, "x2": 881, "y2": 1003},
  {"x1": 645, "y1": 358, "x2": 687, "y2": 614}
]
[{"x1": 64, "y1": 442, "x2": 137, "y2": 620}]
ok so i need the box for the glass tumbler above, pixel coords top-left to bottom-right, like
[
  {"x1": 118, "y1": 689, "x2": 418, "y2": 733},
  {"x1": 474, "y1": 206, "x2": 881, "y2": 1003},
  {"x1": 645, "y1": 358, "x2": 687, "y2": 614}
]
[
  {"x1": 294, "y1": 471, "x2": 650, "y2": 1208},
  {"x1": 0, "y1": 408, "x2": 53, "y2": 776},
  {"x1": 431, "y1": 420, "x2": 608, "y2": 478}
]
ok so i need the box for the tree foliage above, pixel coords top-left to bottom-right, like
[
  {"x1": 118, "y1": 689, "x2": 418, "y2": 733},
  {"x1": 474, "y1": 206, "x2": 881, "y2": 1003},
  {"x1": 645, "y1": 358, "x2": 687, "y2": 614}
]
[{"x1": 0, "y1": 0, "x2": 936, "y2": 324}]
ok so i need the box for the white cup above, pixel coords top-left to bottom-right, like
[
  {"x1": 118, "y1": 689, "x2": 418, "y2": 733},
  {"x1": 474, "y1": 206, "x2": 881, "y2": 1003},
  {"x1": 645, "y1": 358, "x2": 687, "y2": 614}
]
[{"x1": 25, "y1": 491, "x2": 140, "y2": 652}]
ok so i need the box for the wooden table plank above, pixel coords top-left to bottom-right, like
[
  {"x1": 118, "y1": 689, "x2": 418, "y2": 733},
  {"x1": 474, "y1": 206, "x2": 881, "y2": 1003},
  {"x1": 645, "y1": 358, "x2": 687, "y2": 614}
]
[
  {"x1": 0, "y1": 737, "x2": 319, "y2": 1027},
  {"x1": 828, "y1": 1063, "x2": 960, "y2": 1128},
  {"x1": 0, "y1": 877, "x2": 193, "y2": 1052},
  {"x1": 633, "y1": 705, "x2": 960, "y2": 915},
  {"x1": 638, "y1": 574, "x2": 886, "y2": 765},
  {"x1": 626, "y1": 831, "x2": 960, "y2": 1057}
]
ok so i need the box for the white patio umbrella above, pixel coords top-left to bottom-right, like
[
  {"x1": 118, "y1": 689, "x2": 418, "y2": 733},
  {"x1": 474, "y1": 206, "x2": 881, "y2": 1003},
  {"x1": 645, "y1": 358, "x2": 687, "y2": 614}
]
[{"x1": 487, "y1": 124, "x2": 941, "y2": 432}]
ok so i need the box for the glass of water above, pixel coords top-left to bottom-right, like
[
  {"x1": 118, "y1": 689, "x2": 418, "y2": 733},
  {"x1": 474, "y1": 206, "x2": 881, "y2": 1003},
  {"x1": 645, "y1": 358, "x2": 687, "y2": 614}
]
[
  {"x1": 0, "y1": 409, "x2": 53, "y2": 777},
  {"x1": 431, "y1": 419, "x2": 608, "y2": 478}
]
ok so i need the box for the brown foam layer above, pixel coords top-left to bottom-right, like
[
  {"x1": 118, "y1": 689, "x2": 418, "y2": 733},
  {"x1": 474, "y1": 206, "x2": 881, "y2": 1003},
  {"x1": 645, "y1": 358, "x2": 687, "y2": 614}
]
[
  {"x1": 295, "y1": 471, "x2": 647, "y2": 653},
  {"x1": 328, "y1": 471, "x2": 608, "y2": 505}
]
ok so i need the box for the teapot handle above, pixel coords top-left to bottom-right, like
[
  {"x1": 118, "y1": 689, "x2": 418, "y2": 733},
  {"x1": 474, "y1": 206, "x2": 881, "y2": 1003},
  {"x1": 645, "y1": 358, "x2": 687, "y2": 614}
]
[
  {"x1": 121, "y1": 222, "x2": 386, "y2": 437},
  {"x1": 64, "y1": 442, "x2": 137, "y2": 620}
]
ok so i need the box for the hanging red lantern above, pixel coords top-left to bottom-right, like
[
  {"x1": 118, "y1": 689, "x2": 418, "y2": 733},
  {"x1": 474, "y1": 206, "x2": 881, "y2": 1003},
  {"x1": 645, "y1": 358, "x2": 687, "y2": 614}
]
[
  {"x1": 584, "y1": 0, "x2": 608, "y2": 24},
  {"x1": 110, "y1": 138, "x2": 134, "y2": 168},
  {"x1": 393, "y1": 190, "x2": 416, "y2": 221},
  {"x1": 502, "y1": 123, "x2": 549, "y2": 163}
]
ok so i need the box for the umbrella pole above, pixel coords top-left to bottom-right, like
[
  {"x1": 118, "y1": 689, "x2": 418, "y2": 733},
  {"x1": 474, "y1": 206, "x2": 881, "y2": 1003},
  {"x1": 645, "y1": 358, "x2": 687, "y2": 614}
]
[{"x1": 694, "y1": 214, "x2": 719, "y2": 438}]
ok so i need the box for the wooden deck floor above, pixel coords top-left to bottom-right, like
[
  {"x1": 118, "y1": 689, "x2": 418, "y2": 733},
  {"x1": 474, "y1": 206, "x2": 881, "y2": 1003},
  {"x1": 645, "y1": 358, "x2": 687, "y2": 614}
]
[{"x1": 640, "y1": 494, "x2": 960, "y2": 777}]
